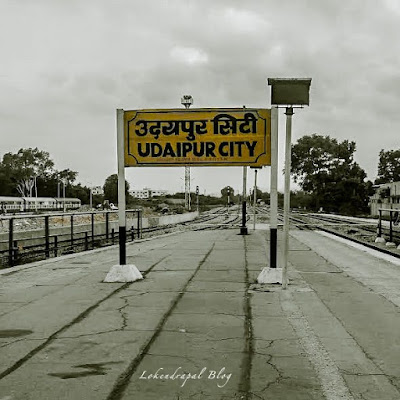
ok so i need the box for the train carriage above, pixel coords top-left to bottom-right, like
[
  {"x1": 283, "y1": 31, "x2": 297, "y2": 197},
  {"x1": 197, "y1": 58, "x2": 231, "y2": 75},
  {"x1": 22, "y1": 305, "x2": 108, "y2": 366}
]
[
  {"x1": 0, "y1": 196, "x2": 81, "y2": 213},
  {"x1": 0, "y1": 196, "x2": 24, "y2": 212}
]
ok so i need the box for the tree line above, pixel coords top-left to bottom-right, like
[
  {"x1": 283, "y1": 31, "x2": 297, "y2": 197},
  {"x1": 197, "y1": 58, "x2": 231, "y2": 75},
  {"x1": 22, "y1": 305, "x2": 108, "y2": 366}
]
[
  {"x1": 0, "y1": 148, "x2": 90, "y2": 201},
  {"x1": 0, "y1": 140, "x2": 399, "y2": 215},
  {"x1": 290, "y1": 135, "x2": 399, "y2": 214}
]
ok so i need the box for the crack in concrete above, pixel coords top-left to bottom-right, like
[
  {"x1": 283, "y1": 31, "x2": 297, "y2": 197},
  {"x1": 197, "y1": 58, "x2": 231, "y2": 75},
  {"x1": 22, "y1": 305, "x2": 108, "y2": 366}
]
[
  {"x1": 0, "y1": 256, "x2": 168, "y2": 381},
  {"x1": 105, "y1": 242, "x2": 216, "y2": 400},
  {"x1": 117, "y1": 297, "x2": 129, "y2": 331},
  {"x1": 0, "y1": 338, "x2": 26, "y2": 349},
  {"x1": 340, "y1": 369, "x2": 389, "y2": 377},
  {"x1": 247, "y1": 391, "x2": 265, "y2": 400},
  {"x1": 60, "y1": 330, "x2": 125, "y2": 339},
  {"x1": 260, "y1": 363, "x2": 284, "y2": 393},
  {"x1": 238, "y1": 236, "x2": 254, "y2": 400}
]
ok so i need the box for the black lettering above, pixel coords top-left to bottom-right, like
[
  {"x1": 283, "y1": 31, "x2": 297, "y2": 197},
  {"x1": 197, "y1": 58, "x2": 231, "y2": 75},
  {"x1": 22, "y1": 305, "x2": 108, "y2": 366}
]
[
  {"x1": 151, "y1": 143, "x2": 163, "y2": 157},
  {"x1": 205, "y1": 142, "x2": 216, "y2": 157},
  {"x1": 182, "y1": 142, "x2": 192, "y2": 157},
  {"x1": 162, "y1": 143, "x2": 176, "y2": 157},
  {"x1": 137, "y1": 143, "x2": 150, "y2": 157},
  {"x1": 229, "y1": 141, "x2": 235, "y2": 156},
  {"x1": 236, "y1": 141, "x2": 244, "y2": 157},
  {"x1": 135, "y1": 121, "x2": 148, "y2": 136},
  {"x1": 176, "y1": 142, "x2": 182, "y2": 157},
  {"x1": 246, "y1": 141, "x2": 257, "y2": 157},
  {"x1": 193, "y1": 142, "x2": 205, "y2": 157},
  {"x1": 219, "y1": 142, "x2": 229, "y2": 156},
  {"x1": 181, "y1": 121, "x2": 195, "y2": 141}
]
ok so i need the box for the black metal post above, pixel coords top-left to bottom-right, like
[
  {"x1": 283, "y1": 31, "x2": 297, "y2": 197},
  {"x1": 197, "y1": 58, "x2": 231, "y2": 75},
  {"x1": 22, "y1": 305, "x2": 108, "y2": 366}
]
[
  {"x1": 137, "y1": 210, "x2": 140, "y2": 239},
  {"x1": 270, "y1": 228, "x2": 277, "y2": 268},
  {"x1": 45, "y1": 215, "x2": 50, "y2": 258},
  {"x1": 54, "y1": 236, "x2": 58, "y2": 257},
  {"x1": 131, "y1": 225, "x2": 135, "y2": 241},
  {"x1": 106, "y1": 212, "x2": 109, "y2": 240},
  {"x1": 70, "y1": 215, "x2": 74, "y2": 249},
  {"x1": 13, "y1": 240, "x2": 18, "y2": 263},
  {"x1": 91, "y1": 212, "x2": 95, "y2": 246},
  {"x1": 390, "y1": 211, "x2": 393, "y2": 243},
  {"x1": 240, "y1": 200, "x2": 248, "y2": 235},
  {"x1": 119, "y1": 226, "x2": 126, "y2": 265},
  {"x1": 9, "y1": 218, "x2": 14, "y2": 267}
]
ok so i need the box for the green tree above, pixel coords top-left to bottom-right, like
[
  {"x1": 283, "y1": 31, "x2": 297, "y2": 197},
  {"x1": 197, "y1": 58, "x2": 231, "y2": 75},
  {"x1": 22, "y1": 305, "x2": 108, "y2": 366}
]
[
  {"x1": 1, "y1": 148, "x2": 55, "y2": 196},
  {"x1": 0, "y1": 163, "x2": 15, "y2": 196},
  {"x1": 103, "y1": 174, "x2": 130, "y2": 204},
  {"x1": 69, "y1": 184, "x2": 90, "y2": 204},
  {"x1": 375, "y1": 149, "x2": 400, "y2": 184},
  {"x1": 221, "y1": 186, "x2": 234, "y2": 198},
  {"x1": 291, "y1": 134, "x2": 369, "y2": 214},
  {"x1": 220, "y1": 186, "x2": 237, "y2": 205}
]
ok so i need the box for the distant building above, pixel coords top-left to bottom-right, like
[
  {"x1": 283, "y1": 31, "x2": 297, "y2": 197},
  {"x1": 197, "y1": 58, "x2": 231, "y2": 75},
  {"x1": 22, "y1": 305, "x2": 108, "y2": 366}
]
[
  {"x1": 130, "y1": 188, "x2": 168, "y2": 199},
  {"x1": 370, "y1": 181, "x2": 400, "y2": 216},
  {"x1": 91, "y1": 186, "x2": 104, "y2": 195},
  {"x1": 150, "y1": 189, "x2": 168, "y2": 197}
]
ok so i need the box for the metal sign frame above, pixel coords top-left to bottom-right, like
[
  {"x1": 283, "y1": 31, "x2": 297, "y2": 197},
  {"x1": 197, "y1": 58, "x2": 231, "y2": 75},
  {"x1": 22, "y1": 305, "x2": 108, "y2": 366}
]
[{"x1": 123, "y1": 108, "x2": 271, "y2": 167}]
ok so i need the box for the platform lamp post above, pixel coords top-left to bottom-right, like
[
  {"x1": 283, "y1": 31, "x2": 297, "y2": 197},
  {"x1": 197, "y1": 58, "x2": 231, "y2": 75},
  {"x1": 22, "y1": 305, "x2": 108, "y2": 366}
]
[
  {"x1": 181, "y1": 95, "x2": 193, "y2": 212},
  {"x1": 196, "y1": 185, "x2": 199, "y2": 213},
  {"x1": 240, "y1": 166, "x2": 248, "y2": 235},
  {"x1": 103, "y1": 109, "x2": 143, "y2": 283},
  {"x1": 258, "y1": 78, "x2": 311, "y2": 287},
  {"x1": 251, "y1": 166, "x2": 262, "y2": 230},
  {"x1": 227, "y1": 187, "x2": 231, "y2": 214}
]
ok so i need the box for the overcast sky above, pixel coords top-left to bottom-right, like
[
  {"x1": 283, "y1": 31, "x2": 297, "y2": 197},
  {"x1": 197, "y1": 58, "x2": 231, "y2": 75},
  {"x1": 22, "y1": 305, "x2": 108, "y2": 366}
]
[{"x1": 1, "y1": 0, "x2": 399, "y2": 196}]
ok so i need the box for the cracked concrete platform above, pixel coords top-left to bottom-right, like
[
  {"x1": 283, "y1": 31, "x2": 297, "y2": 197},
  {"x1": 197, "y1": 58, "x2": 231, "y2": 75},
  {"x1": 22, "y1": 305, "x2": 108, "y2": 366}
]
[{"x1": 0, "y1": 228, "x2": 400, "y2": 399}]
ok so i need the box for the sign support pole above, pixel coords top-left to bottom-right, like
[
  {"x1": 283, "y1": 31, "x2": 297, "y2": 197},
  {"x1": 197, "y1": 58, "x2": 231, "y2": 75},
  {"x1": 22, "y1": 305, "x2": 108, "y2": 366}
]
[
  {"x1": 240, "y1": 166, "x2": 248, "y2": 235},
  {"x1": 282, "y1": 107, "x2": 293, "y2": 289},
  {"x1": 103, "y1": 109, "x2": 143, "y2": 283},
  {"x1": 253, "y1": 169, "x2": 258, "y2": 230},
  {"x1": 257, "y1": 106, "x2": 282, "y2": 283},
  {"x1": 117, "y1": 108, "x2": 127, "y2": 265},
  {"x1": 270, "y1": 106, "x2": 278, "y2": 268}
]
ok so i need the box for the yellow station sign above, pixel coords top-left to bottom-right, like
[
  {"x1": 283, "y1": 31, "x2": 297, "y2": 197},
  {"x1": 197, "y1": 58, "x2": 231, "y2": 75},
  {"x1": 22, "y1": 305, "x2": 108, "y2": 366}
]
[{"x1": 124, "y1": 108, "x2": 271, "y2": 167}]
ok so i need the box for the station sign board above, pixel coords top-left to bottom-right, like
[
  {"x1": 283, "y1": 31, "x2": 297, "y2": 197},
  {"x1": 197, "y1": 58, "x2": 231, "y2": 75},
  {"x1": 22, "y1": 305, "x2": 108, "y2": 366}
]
[{"x1": 124, "y1": 108, "x2": 271, "y2": 167}]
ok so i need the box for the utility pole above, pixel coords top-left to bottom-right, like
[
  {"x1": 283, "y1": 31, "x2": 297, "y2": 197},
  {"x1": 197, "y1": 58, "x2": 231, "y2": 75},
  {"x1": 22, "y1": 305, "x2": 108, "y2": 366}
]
[
  {"x1": 181, "y1": 95, "x2": 193, "y2": 211},
  {"x1": 196, "y1": 185, "x2": 199, "y2": 212},
  {"x1": 240, "y1": 166, "x2": 248, "y2": 235}
]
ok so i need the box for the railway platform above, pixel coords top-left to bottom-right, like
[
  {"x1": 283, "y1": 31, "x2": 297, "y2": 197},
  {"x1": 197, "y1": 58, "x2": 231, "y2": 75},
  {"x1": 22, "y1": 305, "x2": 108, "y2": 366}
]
[{"x1": 1, "y1": 227, "x2": 400, "y2": 399}]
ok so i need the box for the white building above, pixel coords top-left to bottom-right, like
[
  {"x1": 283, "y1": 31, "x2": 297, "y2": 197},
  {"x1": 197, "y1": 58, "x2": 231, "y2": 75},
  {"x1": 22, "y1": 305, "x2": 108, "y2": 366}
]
[
  {"x1": 130, "y1": 188, "x2": 168, "y2": 199},
  {"x1": 91, "y1": 186, "x2": 104, "y2": 195},
  {"x1": 150, "y1": 189, "x2": 168, "y2": 197},
  {"x1": 370, "y1": 181, "x2": 400, "y2": 216}
]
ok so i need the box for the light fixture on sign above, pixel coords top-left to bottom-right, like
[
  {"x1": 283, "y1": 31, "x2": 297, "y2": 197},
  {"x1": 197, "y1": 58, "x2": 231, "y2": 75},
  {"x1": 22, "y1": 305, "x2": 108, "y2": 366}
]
[{"x1": 181, "y1": 95, "x2": 193, "y2": 109}]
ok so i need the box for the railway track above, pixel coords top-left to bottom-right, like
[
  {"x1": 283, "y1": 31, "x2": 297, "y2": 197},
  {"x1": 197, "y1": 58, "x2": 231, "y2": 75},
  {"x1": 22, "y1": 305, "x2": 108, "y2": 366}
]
[
  {"x1": 0, "y1": 207, "x2": 245, "y2": 269},
  {"x1": 253, "y1": 204, "x2": 400, "y2": 257}
]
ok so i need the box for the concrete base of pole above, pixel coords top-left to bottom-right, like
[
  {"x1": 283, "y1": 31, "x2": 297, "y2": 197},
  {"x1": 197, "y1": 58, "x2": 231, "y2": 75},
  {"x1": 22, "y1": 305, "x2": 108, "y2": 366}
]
[
  {"x1": 104, "y1": 265, "x2": 143, "y2": 283},
  {"x1": 240, "y1": 227, "x2": 248, "y2": 235},
  {"x1": 375, "y1": 237, "x2": 386, "y2": 244},
  {"x1": 385, "y1": 242, "x2": 396, "y2": 248},
  {"x1": 257, "y1": 267, "x2": 287, "y2": 285}
]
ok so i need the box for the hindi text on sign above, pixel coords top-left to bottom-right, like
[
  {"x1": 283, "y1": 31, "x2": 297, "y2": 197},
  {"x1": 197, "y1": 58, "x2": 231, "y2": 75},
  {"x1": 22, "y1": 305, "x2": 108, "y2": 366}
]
[{"x1": 124, "y1": 108, "x2": 271, "y2": 167}]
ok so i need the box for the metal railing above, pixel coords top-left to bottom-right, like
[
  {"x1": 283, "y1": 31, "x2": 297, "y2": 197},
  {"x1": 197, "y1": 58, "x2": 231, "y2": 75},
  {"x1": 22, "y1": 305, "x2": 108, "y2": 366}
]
[
  {"x1": 377, "y1": 208, "x2": 400, "y2": 244},
  {"x1": 0, "y1": 209, "x2": 142, "y2": 268}
]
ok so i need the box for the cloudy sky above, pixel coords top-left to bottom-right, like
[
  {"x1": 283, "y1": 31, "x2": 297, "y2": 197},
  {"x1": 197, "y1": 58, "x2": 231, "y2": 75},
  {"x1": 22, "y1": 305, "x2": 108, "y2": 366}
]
[{"x1": 1, "y1": 0, "x2": 399, "y2": 196}]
